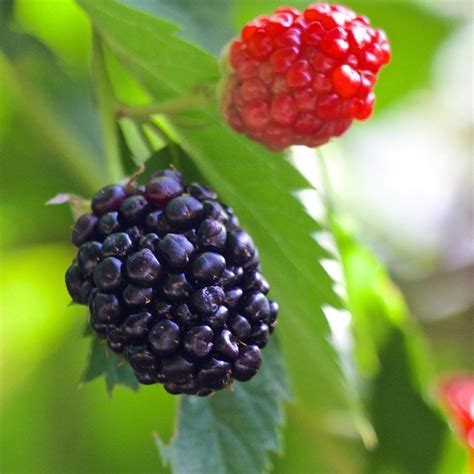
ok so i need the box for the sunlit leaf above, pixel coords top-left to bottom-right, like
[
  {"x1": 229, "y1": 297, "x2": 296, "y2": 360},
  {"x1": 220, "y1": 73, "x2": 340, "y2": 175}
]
[
  {"x1": 122, "y1": 0, "x2": 235, "y2": 55},
  {"x1": 15, "y1": 0, "x2": 91, "y2": 68},
  {"x1": 0, "y1": 245, "x2": 83, "y2": 398}
]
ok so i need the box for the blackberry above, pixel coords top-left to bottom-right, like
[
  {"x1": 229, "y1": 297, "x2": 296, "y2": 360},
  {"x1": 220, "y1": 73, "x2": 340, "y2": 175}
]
[{"x1": 65, "y1": 169, "x2": 278, "y2": 396}]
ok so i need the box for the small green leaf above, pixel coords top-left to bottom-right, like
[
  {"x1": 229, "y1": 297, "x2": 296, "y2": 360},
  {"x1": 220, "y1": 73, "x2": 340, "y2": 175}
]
[
  {"x1": 46, "y1": 193, "x2": 91, "y2": 221},
  {"x1": 118, "y1": 118, "x2": 155, "y2": 166},
  {"x1": 156, "y1": 338, "x2": 289, "y2": 474},
  {"x1": 122, "y1": 0, "x2": 235, "y2": 56},
  {"x1": 82, "y1": 336, "x2": 139, "y2": 396}
]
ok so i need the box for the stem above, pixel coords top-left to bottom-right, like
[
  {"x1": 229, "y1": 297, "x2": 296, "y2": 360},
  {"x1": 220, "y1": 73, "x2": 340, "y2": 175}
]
[
  {"x1": 116, "y1": 94, "x2": 211, "y2": 122},
  {"x1": 315, "y1": 147, "x2": 378, "y2": 449},
  {"x1": 316, "y1": 147, "x2": 335, "y2": 217},
  {"x1": 124, "y1": 163, "x2": 146, "y2": 193},
  {"x1": 92, "y1": 31, "x2": 124, "y2": 183}
]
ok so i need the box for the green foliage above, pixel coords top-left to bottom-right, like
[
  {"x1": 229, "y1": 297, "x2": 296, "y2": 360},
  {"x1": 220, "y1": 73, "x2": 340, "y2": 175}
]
[
  {"x1": 0, "y1": 1, "x2": 467, "y2": 473},
  {"x1": 0, "y1": 245, "x2": 84, "y2": 396},
  {"x1": 368, "y1": 328, "x2": 467, "y2": 474},
  {"x1": 14, "y1": 0, "x2": 92, "y2": 69},
  {"x1": 334, "y1": 218, "x2": 409, "y2": 378},
  {"x1": 158, "y1": 339, "x2": 289, "y2": 474},
  {"x1": 332, "y1": 218, "x2": 468, "y2": 474},
  {"x1": 82, "y1": 336, "x2": 140, "y2": 396},
  {"x1": 0, "y1": 26, "x2": 104, "y2": 248},
  {"x1": 0, "y1": 279, "x2": 176, "y2": 474},
  {"x1": 122, "y1": 0, "x2": 235, "y2": 56},
  {"x1": 0, "y1": 0, "x2": 13, "y2": 25}
]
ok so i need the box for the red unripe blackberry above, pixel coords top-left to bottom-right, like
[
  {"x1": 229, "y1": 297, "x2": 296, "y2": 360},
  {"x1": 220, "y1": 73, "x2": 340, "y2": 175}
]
[
  {"x1": 65, "y1": 169, "x2": 278, "y2": 396},
  {"x1": 221, "y1": 3, "x2": 390, "y2": 150},
  {"x1": 439, "y1": 376, "x2": 474, "y2": 455}
]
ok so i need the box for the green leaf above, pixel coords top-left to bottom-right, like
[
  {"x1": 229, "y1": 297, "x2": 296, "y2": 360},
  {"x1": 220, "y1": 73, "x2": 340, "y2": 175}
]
[
  {"x1": 79, "y1": 0, "x2": 219, "y2": 101},
  {"x1": 367, "y1": 327, "x2": 468, "y2": 474},
  {"x1": 157, "y1": 338, "x2": 289, "y2": 474},
  {"x1": 122, "y1": 0, "x2": 235, "y2": 56},
  {"x1": 332, "y1": 219, "x2": 469, "y2": 474},
  {"x1": 333, "y1": 218, "x2": 409, "y2": 379},
  {"x1": 273, "y1": 400, "x2": 367, "y2": 474},
  {"x1": 118, "y1": 118, "x2": 154, "y2": 166},
  {"x1": 0, "y1": 0, "x2": 13, "y2": 26},
  {"x1": 0, "y1": 27, "x2": 104, "y2": 192},
  {"x1": 91, "y1": 31, "x2": 125, "y2": 183},
  {"x1": 78, "y1": 0, "x2": 348, "y2": 417},
  {"x1": 0, "y1": 34, "x2": 103, "y2": 248},
  {"x1": 82, "y1": 336, "x2": 139, "y2": 396},
  {"x1": 46, "y1": 193, "x2": 91, "y2": 221}
]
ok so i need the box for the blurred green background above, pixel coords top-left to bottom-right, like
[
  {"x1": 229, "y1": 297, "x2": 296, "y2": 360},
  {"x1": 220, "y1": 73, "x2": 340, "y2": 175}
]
[{"x1": 1, "y1": 0, "x2": 472, "y2": 472}]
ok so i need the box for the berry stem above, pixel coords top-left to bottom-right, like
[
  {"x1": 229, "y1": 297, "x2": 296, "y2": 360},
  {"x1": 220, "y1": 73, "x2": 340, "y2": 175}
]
[
  {"x1": 115, "y1": 93, "x2": 211, "y2": 122},
  {"x1": 91, "y1": 31, "x2": 125, "y2": 184},
  {"x1": 316, "y1": 147, "x2": 336, "y2": 216}
]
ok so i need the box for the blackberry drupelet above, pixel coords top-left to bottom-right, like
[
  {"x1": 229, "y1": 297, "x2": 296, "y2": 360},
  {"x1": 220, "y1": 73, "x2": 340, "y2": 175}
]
[{"x1": 65, "y1": 169, "x2": 278, "y2": 396}]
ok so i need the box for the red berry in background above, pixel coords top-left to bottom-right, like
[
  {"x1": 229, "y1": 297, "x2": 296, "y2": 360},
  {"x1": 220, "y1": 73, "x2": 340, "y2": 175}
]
[
  {"x1": 439, "y1": 375, "x2": 474, "y2": 465},
  {"x1": 221, "y1": 3, "x2": 390, "y2": 151}
]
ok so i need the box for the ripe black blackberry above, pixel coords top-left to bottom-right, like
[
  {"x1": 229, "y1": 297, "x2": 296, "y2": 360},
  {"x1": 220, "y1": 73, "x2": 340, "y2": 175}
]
[{"x1": 65, "y1": 168, "x2": 278, "y2": 396}]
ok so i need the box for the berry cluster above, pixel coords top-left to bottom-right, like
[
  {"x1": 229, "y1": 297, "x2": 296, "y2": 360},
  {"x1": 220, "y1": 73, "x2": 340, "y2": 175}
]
[
  {"x1": 222, "y1": 3, "x2": 390, "y2": 150},
  {"x1": 65, "y1": 169, "x2": 277, "y2": 396}
]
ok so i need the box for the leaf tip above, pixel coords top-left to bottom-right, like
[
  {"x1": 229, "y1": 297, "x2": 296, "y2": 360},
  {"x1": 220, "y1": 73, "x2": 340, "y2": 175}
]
[{"x1": 153, "y1": 431, "x2": 171, "y2": 466}]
